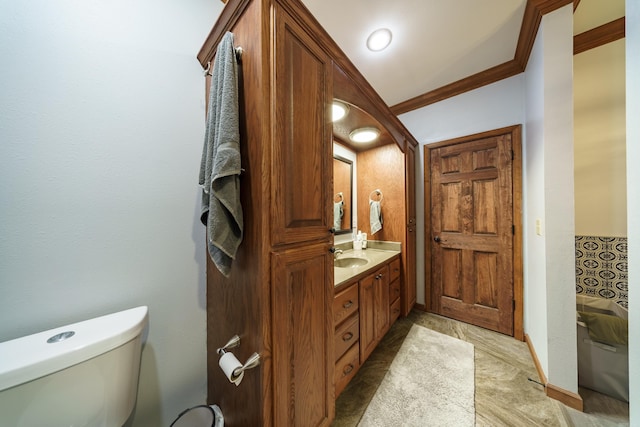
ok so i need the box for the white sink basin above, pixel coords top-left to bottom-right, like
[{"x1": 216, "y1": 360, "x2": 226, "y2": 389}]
[{"x1": 334, "y1": 257, "x2": 369, "y2": 268}]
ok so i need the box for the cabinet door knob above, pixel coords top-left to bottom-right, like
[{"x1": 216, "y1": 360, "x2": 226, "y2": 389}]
[
  {"x1": 343, "y1": 300, "x2": 353, "y2": 309},
  {"x1": 343, "y1": 364, "x2": 354, "y2": 375},
  {"x1": 329, "y1": 227, "x2": 336, "y2": 234},
  {"x1": 342, "y1": 332, "x2": 353, "y2": 342},
  {"x1": 434, "y1": 236, "x2": 441, "y2": 243}
]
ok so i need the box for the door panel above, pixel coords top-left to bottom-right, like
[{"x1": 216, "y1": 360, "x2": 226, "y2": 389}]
[
  {"x1": 272, "y1": 7, "x2": 332, "y2": 246},
  {"x1": 272, "y1": 242, "x2": 333, "y2": 427},
  {"x1": 431, "y1": 134, "x2": 514, "y2": 335}
]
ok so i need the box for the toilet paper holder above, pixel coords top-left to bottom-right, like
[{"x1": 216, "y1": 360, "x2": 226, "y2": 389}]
[{"x1": 217, "y1": 335, "x2": 261, "y2": 380}]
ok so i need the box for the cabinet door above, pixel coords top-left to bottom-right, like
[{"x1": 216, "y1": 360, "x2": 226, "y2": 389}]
[
  {"x1": 374, "y1": 266, "x2": 390, "y2": 339},
  {"x1": 272, "y1": 5, "x2": 333, "y2": 246},
  {"x1": 272, "y1": 242, "x2": 334, "y2": 427},
  {"x1": 359, "y1": 273, "x2": 376, "y2": 361},
  {"x1": 359, "y1": 265, "x2": 389, "y2": 362}
]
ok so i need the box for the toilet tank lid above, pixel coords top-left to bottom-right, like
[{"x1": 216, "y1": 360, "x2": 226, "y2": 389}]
[{"x1": 0, "y1": 306, "x2": 148, "y2": 392}]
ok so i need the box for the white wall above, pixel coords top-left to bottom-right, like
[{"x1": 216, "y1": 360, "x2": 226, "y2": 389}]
[
  {"x1": 574, "y1": 39, "x2": 627, "y2": 237},
  {"x1": 523, "y1": 23, "x2": 549, "y2": 373},
  {"x1": 626, "y1": 0, "x2": 639, "y2": 423},
  {"x1": 524, "y1": 4, "x2": 577, "y2": 393},
  {"x1": 540, "y1": 6, "x2": 577, "y2": 392},
  {"x1": 399, "y1": 74, "x2": 525, "y2": 306},
  {"x1": 0, "y1": 1, "x2": 222, "y2": 425}
]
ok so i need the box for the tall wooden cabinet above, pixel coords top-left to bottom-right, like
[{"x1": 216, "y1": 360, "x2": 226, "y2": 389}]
[
  {"x1": 197, "y1": 0, "x2": 417, "y2": 425},
  {"x1": 198, "y1": 1, "x2": 333, "y2": 426},
  {"x1": 271, "y1": 6, "x2": 334, "y2": 426}
]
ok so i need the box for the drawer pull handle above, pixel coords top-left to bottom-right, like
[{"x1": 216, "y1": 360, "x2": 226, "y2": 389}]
[
  {"x1": 343, "y1": 300, "x2": 353, "y2": 309},
  {"x1": 342, "y1": 332, "x2": 353, "y2": 342},
  {"x1": 343, "y1": 364, "x2": 354, "y2": 375}
]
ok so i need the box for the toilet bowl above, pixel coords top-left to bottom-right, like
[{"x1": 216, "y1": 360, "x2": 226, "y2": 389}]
[{"x1": 0, "y1": 306, "x2": 148, "y2": 427}]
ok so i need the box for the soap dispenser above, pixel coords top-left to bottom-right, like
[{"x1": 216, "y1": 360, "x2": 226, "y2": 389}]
[{"x1": 353, "y1": 231, "x2": 363, "y2": 251}]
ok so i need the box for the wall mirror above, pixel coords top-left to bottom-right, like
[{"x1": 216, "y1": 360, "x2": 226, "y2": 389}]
[{"x1": 333, "y1": 155, "x2": 353, "y2": 234}]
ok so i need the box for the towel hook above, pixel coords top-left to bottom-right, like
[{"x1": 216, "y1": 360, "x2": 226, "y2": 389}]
[
  {"x1": 202, "y1": 46, "x2": 243, "y2": 77},
  {"x1": 369, "y1": 189, "x2": 383, "y2": 203}
]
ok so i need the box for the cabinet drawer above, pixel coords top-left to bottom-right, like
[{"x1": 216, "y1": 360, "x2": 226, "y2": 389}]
[
  {"x1": 389, "y1": 257, "x2": 401, "y2": 283},
  {"x1": 390, "y1": 297, "x2": 401, "y2": 325},
  {"x1": 335, "y1": 343, "x2": 360, "y2": 397},
  {"x1": 334, "y1": 314, "x2": 359, "y2": 362},
  {"x1": 389, "y1": 278, "x2": 401, "y2": 304},
  {"x1": 334, "y1": 283, "x2": 358, "y2": 325}
]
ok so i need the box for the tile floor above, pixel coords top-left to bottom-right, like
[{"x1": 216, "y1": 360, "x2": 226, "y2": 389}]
[{"x1": 333, "y1": 310, "x2": 629, "y2": 426}]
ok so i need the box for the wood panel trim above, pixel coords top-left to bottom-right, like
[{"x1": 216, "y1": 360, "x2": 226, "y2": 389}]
[
  {"x1": 574, "y1": 17, "x2": 625, "y2": 55},
  {"x1": 423, "y1": 145, "x2": 432, "y2": 312},
  {"x1": 525, "y1": 333, "x2": 547, "y2": 385},
  {"x1": 512, "y1": 125, "x2": 524, "y2": 341},
  {"x1": 391, "y1": 60, "x2": 521, "y2": 116},
  {"x1": 197, "y1": 0, "x2": 252, "y2": 65},
  {"x1": 525, "y1": 334, "x2": 584, "y2": 411},
  {"x1": 390, "y1": 0, "x2": 573, "y2": 115},
  {"x1": 546, "y1": 383, "x2": 584, "y2": 411}
]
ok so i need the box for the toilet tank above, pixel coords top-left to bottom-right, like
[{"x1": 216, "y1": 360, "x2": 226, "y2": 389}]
[{"x1": 0, "y1": 306, "x2": 148, "y2": 427}]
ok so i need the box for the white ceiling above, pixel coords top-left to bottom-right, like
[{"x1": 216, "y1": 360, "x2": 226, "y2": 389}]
[{"x1": 301, "y1": 0, "x2": 625, "y2": 108}]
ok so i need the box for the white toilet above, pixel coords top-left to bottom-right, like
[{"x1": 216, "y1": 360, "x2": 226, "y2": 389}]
[
  {"x1": 0, "y1": 306, "x2": 148, "y2": 427},
  {"x1": 0, "y1": 306, "x2": 224, "y2": 427}
]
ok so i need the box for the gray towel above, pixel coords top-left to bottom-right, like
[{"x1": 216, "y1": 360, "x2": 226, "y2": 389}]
[
  {"x1": 199, "y1": 32, "x2": 243, "y2": 277},
  {"x1": 370, "y1": 200, "x2": 382, "y2": 235},
  {"x1": 334, "y1": 201, "x2": 343, "y2": 230}
]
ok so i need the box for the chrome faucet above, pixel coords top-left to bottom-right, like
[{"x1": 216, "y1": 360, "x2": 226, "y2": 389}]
[{"x1": 333, "y1": 249, "x2": 343, "y2": 259}]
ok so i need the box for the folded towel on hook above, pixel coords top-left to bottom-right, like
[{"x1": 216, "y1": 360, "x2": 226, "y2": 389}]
[
  {"x1": 370, "y1": 200, "x2": 382, "y2": 235},
  {"x1": 199, "y1": 32, "x2": 243, "y2": 277},
  {"x1": 334, "y1": 201, "x2": 344, "y2": 230}
]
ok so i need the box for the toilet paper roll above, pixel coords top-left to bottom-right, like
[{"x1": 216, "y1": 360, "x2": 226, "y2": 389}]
[{"x1": 219, "y1": 352, "x2": 244, "y2": 386}]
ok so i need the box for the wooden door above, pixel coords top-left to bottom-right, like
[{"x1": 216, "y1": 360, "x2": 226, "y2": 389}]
[
  {"x1": 272, "y1": 242, "x2": 334, "y2": 427},
  {"x1": 430, "y1": 132, "x2": 514, "y2": 335}
]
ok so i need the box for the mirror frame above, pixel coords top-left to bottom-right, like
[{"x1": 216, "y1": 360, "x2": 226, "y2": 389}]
[{"x1": 333, "y1": 154, "x2": 353, "y2": 235}]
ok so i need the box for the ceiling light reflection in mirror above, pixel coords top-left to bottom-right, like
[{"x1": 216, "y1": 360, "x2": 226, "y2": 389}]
[{"x1": 349, "y1": 127, "x2": 380, "y2": 143}]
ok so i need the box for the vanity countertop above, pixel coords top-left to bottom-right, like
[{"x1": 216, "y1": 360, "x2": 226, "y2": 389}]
[{"x1": 334, "y1": 247, "x2": 401, "y2": 288}]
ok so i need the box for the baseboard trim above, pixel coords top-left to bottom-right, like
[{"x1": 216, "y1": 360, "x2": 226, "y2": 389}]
[
  {"x1": 414, "y1": 303, "x2": 426, "y2": 311},
  {"x1": 546, "y1": 383, "x2": 584, "y2": 411},
  {"x1": 524, "y1": 334, "x2": 584, "y2": 412},
  {"x1": 524, "y1": 334, "x2": 547, "y2": 384}
]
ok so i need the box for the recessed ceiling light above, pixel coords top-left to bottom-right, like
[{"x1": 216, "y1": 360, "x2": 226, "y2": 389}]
[
  {"x1": 366, "y1": 28, "x2": 392, "y2": 52},
  {"x1": 349, "y1": 127, "x2": 380, "y2": 143},
  {"x1": 332, "y1": 101, "x2": 349, "y2": 121}
]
